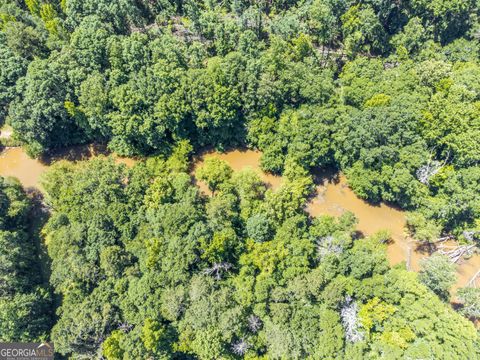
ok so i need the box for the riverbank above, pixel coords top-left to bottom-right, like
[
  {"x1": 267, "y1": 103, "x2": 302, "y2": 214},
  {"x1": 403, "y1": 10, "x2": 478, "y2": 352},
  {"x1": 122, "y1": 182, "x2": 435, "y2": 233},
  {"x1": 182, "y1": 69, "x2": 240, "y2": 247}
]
[
  {"x1": 0, "y1": 144, "x2": 135, "y2": 189},
  {"x1": 192, "y1": 149, "x2": 480, "y2": 294},
  {"x1": 1, "y1": 146, "x2": 478, "y2": 293}
]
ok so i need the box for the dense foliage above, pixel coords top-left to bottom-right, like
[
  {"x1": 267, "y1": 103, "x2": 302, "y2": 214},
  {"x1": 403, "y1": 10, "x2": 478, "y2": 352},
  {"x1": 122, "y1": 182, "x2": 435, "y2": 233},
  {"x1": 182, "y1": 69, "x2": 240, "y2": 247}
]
[
  {"x1": 0, "y1": 177, "x2": 52, "y2": 341},
  {"x1": 39, "y1": 153, "x2": 478, "y2": 359},
  {"x1": 1, "y1": 0, "x2": 480, "y2": 241},
  {"x1": 1, "y1": 0, "x2": 480, "y2": 357}
]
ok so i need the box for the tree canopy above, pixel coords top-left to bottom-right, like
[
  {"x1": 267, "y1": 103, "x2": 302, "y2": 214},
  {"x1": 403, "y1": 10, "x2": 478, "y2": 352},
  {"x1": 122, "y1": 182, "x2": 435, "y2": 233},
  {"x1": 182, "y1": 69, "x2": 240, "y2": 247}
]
[
  {"x1": 0, "y1": 177, "x2": 52, "y2": 342},
  {"x1": 1, "y1": 0, "x2": 480, "y2": 357},
  {"x1": 34, "y1": 154, "x2": 479, "y2": 358}
]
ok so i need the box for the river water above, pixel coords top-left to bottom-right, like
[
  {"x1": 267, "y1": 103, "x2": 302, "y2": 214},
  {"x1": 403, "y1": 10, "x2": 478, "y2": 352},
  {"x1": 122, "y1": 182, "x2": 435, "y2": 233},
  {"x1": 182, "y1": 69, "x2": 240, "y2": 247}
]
[
  {"x1": 1, "y1": 146, "x2": 478, "y2": 291},
  {"x1": 0, "y1": 145, "x2": 134, "y2": 189},
  {"x1": 0, "y1": 147, "x2": 48, "y2": 188},
  {"x1": 192, "y1": 149, "x2": 283, "y2": 194},
  {"x1": 194, "y1": 150, "x2": 480, "y2": 292}
]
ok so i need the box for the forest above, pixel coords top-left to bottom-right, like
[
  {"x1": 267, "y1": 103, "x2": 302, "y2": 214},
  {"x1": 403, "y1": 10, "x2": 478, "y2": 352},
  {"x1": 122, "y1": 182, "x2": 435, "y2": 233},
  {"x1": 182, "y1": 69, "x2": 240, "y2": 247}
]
[{"x1": 0, "y1": 0, "x2": 480, "y2": 358}]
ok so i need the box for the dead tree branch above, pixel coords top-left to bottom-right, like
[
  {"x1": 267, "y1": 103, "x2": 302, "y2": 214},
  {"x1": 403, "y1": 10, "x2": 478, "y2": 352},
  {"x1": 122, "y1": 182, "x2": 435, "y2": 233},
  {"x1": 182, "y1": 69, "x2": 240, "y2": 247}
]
[
  {"x1": 416, "y1": 150, "x2": 450, "y2": 185},
  {"x1": 438, "y1": 244, "x2": 475, "y2": 263}
]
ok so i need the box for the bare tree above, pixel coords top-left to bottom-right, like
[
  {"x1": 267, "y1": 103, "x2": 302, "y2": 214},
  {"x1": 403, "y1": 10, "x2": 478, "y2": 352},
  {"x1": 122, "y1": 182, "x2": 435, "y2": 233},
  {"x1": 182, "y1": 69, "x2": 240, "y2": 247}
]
[
  {"x1": 118, "y1": 322, "x2": 133, "y2": 333},
  {"x1": 316, "y1": 235, "x2": 344, "y2": 259},
  {"x1": 340, "y1": 296, "x2": 364, "y2": 343},
  {"x1": 467, "y1": 270, "x2": 480, "y2": 288},
  {"x1": 437, "y1": 244, "x2": 476, "y2": 263},
  {"x1": 416, "y1": 150, "x2": 449, "y2": 185},
  {"x1": 203, "y1": 262, "x2": 233, "y2": 280},
  {"x1": 463, "y1": 230, "x2": 480, "y2": 242},
  {"x1": 231, "y1": 338, "x2": 250, "y2": 355},
  {"x1": 247, "y1": 314, "x2": 262, "y2": 333}
]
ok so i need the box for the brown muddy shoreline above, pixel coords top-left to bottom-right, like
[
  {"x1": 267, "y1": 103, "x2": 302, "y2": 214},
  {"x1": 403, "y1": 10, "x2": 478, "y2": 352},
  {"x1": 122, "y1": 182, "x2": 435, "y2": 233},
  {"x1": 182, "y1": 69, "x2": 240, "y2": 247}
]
[
  {"x1": 1, "y1": 146, "x2": 478, "y2": 293},
  {"x1": 0, "y1": 144, "x2": 135, "y2": 189},
  {"x1": 193, "y1": 149, "x2": 480, "y2": 294}
]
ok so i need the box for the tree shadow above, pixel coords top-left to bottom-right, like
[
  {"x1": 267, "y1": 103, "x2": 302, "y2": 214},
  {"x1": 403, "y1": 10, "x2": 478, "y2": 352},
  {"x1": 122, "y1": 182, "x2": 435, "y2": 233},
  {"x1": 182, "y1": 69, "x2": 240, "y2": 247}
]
[
  {"x1": 311, "y1": 166, "x2": 341, "y2": 186},
  {"x1": 25, "y1": 188, "x2": 52, "y2": 284},
  {"x1": 39, "y1": 143, "x2": 110, "y2": 165},
  {"x1": 352, "y1": 230, "x2": 365, "y2": 240},
  {"x1": 414, "y1": 241, "x2": 437, "y2": 256},
  {"x1": 306, "y1": 167, "x2": 341, "y2": 204},
  {"x1": 25, "y1": 187, "x2": 60, "y2": 330}
]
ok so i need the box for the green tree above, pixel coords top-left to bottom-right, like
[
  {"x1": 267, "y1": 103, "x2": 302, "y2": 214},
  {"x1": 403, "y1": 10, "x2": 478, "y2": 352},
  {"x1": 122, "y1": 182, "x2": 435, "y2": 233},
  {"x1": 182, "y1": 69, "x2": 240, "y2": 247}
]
[
  {"x1": 457, "y1": 287, "x2": 480, "y2": 319},
  {"x1": 307, "y1": 0, "x2": 340, "y2": 46},
  {"x1": 411, "y1": 0, "x2": 475, "y2": 43},
  {"x1": 196, "y1": 157, "x2": 233, "y2": 194},
  {"x1": 63, "y1": 0, "x2": 146, "y2": 32},
  {"x1": 0, "y1": 36, "x2": 27, "y2": 123},
  {"x1": 246, "y1": 213, "x2": 272, "y2": 243},
  {"x1": 0, "y1": 177, "x2": 52, "y2": 341},
  {"x1": 341, "y1": 4, "x2": 387, "y2": 57},
  {"x1": 8, "y1": 59, "x2": 80, "y2": 157},
  {"x1": 406, "y1": 212, "x2": 441, "y2": 243},
  {"x1": 419, "y1": 254, "x2": 456, "y2": 301}
]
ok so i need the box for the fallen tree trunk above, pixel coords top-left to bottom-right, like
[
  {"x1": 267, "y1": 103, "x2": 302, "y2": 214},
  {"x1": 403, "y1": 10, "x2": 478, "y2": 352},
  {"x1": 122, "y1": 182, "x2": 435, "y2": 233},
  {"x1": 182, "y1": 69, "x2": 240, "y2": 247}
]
[
  {"x1": 438, "y1": 244, "x2": 476, "y2": 263},
  {"x1": 432, "y1": 235, "x2": 454, "y2": 243}
]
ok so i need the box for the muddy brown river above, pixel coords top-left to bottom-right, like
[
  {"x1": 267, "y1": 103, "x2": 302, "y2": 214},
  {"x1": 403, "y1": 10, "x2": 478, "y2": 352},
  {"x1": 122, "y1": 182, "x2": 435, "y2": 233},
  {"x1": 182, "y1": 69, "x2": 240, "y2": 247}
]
[
  {"x1": 0, "y1": 147, "x2": 47, "y2": 188},
  {"x1": 195, "y1": 150, "x2": 480, "y2": 292},
  {"x1": 1, "y1": 147, "x2": 478, "y2": 291},
  {"x1": 193, "y1": 149, "x2": 283, "y2": 193},
  {"x1": 0, "y1": 145, "x2": 134, "y2": 189}
]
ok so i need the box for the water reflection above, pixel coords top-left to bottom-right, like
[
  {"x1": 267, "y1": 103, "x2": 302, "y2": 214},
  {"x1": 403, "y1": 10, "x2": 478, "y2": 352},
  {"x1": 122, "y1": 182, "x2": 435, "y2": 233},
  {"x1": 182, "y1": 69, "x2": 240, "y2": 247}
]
[{"x1": 39, "y1": 143, "x2": 110, "y2": 165}]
